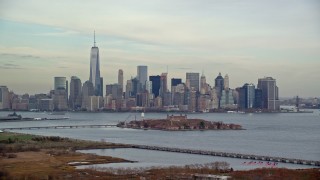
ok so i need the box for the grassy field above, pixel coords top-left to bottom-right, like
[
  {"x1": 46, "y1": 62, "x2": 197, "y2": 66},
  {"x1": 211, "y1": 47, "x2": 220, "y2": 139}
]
[{"x1": 0, "y1": 132, "x2": 35, "y2": 141}]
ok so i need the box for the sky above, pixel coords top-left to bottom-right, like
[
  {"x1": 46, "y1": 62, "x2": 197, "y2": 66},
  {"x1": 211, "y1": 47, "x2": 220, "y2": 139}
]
[{"x1": 0, "y1": 0, "x2": 319, "y2": 97}]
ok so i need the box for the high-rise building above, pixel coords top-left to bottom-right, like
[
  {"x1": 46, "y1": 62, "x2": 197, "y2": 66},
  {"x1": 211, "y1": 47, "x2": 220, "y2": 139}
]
[
  {"x1": 220, "y1": 89, "x2": 234, "y2": 108},
  {"x1": 214, "y1": 72, "x2": 224, "y2": 108},
  {"x1": 160, "y1": 73, "x2": 168, "y2": 96},
  {"x1": 137, "y1": 66, "x2": 148, "y2": 90},
  {"x1": 215, "y1": 72, "x2": 224, "y2": 94},
  {"x1": 69, "y1": 76, "x2": 82, "y2": 109},
  {"x1": 171, "y1": 78, "x2": 182, "y2": 87},
  {"x1": 200, "y1": 73, "x2": 209, "y2": 94},
  {"x1": 89, "y1": 31, "x2": 102, "y2": 96},
  {"x1": 254, "y1": 88, "x2": 263, "y2": 109},
  {"x1": 171, "y1": 78, "x2": 182, "y2": 105},
  {"x1": 186, "y1": 72, "x2": 200, "y2": 92},
  {"x1": 53, "y1": 77, "x2": 68, "y2": 110},
  {"x1": 224, "y1": 74, "x2": 229, "y2": 90},
  {"x1": 125, "y1": 80, "x2": 133, "y2": 99},
  {"x1": 149, "y1": 75, "x2": 161, "y2": 98},
  {"x1": 81, "y1": 81, "x2": 94, "y2": 109},
  {"x1": 54, "y1": 77, "x2": 67, "y2": 91},
  {"x1": 118, "y1": 69, "x2": 124, "y2": 94},
  {"x1": 257, "y1": 77, "x2": 279, "y2": 111},
  {"x1": 0, "y1": 86, "x2": 9, "y2": 110},
  {"x1": 238, "y1": 83, "x2": 255, "y2": 109}
]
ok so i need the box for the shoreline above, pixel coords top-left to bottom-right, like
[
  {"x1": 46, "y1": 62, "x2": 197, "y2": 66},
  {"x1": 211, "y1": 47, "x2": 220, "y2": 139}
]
[{"x1": 0, "y1": 131, "x2": 319, "y2": 179}]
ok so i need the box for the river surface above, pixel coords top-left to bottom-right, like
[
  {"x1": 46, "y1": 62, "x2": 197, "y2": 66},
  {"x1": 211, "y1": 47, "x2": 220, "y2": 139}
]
[{"x1": 0, "y1": 111, "x2": 319, "y2": 170}]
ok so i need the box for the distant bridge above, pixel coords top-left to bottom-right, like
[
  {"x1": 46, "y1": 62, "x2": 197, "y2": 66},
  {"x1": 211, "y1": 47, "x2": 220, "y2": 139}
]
[
  {"x1": 1, "y1": 124, "x2": 117, "y2": 131},
  {"x1": 129, "y1": 144, "x2": 320, "y2": 167}
]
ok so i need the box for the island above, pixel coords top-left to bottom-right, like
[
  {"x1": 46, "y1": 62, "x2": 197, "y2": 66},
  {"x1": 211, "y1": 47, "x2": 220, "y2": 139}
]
[{"x1": 117, "y1": 114, "x2": 243, "y2": 131}]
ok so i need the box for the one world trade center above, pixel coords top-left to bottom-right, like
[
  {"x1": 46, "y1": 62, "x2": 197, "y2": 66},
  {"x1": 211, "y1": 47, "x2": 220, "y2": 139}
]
[{"x1": 89, "y1": 31, "x2": 103, "y2": 96}]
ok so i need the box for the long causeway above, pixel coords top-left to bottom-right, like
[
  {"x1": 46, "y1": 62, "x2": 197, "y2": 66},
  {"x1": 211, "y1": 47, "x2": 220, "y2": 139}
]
[{"x1": 129, "y1": 144, "x2": 320, "y2": 167}]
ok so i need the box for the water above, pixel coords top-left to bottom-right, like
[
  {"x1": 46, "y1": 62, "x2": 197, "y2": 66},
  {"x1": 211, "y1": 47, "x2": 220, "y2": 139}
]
[{"x1": 1, "y1": 111, "x2": 319, "y2": 170}]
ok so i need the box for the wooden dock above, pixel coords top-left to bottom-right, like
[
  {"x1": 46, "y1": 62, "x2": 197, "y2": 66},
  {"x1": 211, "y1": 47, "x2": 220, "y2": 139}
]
[{"x1": 130, "y1": 144, "x2": 320, "y2": 167}]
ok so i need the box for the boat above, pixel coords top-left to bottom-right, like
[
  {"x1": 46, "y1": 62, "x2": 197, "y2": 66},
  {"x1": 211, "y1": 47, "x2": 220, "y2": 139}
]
[{"x1": 0, "y1": 112, "x2": 22, "y2": 120}]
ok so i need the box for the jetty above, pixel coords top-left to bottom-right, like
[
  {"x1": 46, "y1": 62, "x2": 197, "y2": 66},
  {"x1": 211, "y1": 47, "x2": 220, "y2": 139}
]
[{"x1": 129, "y1": 144, "x2": 320, "y2": 167}]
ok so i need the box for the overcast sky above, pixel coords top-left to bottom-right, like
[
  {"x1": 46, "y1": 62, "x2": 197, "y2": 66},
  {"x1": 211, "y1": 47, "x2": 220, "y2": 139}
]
[{"x1": 0, "y1": 0, "x2": 319, "y2": 97}]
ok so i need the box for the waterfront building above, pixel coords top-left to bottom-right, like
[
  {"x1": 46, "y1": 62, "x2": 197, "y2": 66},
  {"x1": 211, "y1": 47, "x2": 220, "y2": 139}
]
[
  {"x1": 137, "y1": 65, "x2": 148, "y2": 91},
  {"x1": 258, "y1": 77, "x2": 280, "y2": 111},
  {"x1": 160, "y1": 73, "x2": 168, "y2": 97},
  {"x1": 89, "y1": 31, "x2": 102, "y2": 96},
  {"x1": 54, "y1": 77, "x2": 67, "y2": 91},
  {"x1": 131, "y1": 77, "x2": 140, "y2": 97},
  {"x1": 149, "y1": 75, "x2": 161, "y2": 98},
  {"x1": 87, "y1": 96, "x2": 103, "y2": 111},
  {"x1": 224, "y1": 74, "x2": 229, "y2": 90},
  {"x1": 53, "y1": 77, "x2": 68, "y2": 110},
  {"x1": 69, "y1": 76, "x2": 82, "y2": 110},
  {"x1": 81, "y1": 81, "x2": 94, "y2": 110},
  {"x1": 170, "y1": 78, "x2": 182, "y2": 105},
  {"x1": 39, "y1": 99, "x2": 54, "y2": 111},
  {"x1": 118, "y1": 69, "x2": 124, "y2": 95},
  {"x1": 0, "y1": 86, "x2": 9, "y2": 110},
  {"x1": 187, "y1": 89, "x2": 197, "y2": 112},
  {"x1": 53, "y1": 89, "x2": 68, "y2": 111},
  {"x1": 200, "y1": 73, "x2": 209, "y2": 95},
  {"x1": 238, "y1": 83, "x2": 255, "y2": 109},
  {"x1": 186, "y1": 72, "x2": 200, "y2": 92},
  {"x1": 209, "y1": 88, "x2": 219, "y2": 110},
  {"x1": 163, "y1": 91, "x2": 172, "y2": 106},
  {"x1": 254, "y1": 89, "x2": 263, "y2": 109},
  {"x1": 214, "y1": 73, "x2": 224, "y2": 108},
  {"x1": 198, "y1": 94, "x2": 210, "y2": 112},
  {"x1": 173, "y1": 84, "x2": 185, "y2": 107},
  {"x1": 125, "y1": 80, "x2": 133, "y2": 99},
  {"x1": 220, "y1": 89, "x2": 234, "y2": 108}
]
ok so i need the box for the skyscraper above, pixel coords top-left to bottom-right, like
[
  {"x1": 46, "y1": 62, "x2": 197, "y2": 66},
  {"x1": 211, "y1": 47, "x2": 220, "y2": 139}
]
[
  {"x1": 257, "y1": 77, "x2": 279, "y2": 111},
  {"x1": 224, "y1": 74, "x2": 229, "y2": 90},
  {"x1": 186, "y1": 72, "x2": 200, "y2": 92},
  {"x1": 69, "y1": 76, "x2": 82, "y2": 109},
  {"x1": 89, "y1": 31, "x2": 102, "y2": 96},
  {"x1": 118, "y1": 69, "x2": 124, "y2": 93},
  {"x1": 54, "y1": 77, "x2": 67, "y2": 91},
  {"x1": 0, "y1": 86, "x2": 9, "y2": 110},
  {"x1": 215, "y1": 72, "x2": 224, "y2": 94},
  {"x1": 160, "y1": 73, "x2": 168, "y2": 96},
  {"x1": 53, "y1": 77, "x2": 68, "y2": 110},
  {"x1": 238, "y1": 83, "x2": 255, "y2": 109},
  {"x1": 137, "y1": 66, "x2": 148, "y2": 91},
  {"x1": 81, "y1": 81, "x2": 94, "y2": 109},
  {"x1": 149, "y1": 75, "x2": 161, "y2": 98}
]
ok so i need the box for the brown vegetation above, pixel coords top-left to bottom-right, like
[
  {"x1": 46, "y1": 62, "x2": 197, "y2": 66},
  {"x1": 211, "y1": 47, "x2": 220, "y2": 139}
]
[{"x1": 0, "y1": 132, "x2": 318, "y2": 179}]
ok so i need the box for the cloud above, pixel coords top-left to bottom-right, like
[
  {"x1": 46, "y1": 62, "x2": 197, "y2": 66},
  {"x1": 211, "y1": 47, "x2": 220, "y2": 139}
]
[
  {"x1": 0, "y1": 63, "x2": 24, "y2": 69},
  {"x1": 0, "y1": 53, "x2": 40, "y2": 59}
]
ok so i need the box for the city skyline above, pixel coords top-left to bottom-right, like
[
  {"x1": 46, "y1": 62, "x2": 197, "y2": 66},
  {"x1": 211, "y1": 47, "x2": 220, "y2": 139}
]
[{"x1": 0, "y1": 0, "x2": 319, "y2": 97}]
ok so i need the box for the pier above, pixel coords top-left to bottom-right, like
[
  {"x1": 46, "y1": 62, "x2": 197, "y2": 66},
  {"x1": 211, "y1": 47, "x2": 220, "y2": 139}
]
[
  {"x1": 1, "y1": 124, "x2": 117, "y2": 131},
  {"x1": 129, "y1": 144, "x2": 320, "y2": 167}
]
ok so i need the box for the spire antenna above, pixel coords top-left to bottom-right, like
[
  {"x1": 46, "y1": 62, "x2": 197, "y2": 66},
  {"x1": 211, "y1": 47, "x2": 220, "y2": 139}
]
[{"x1": 94, "y1": 30, "x2": 96, "y2": 47}]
